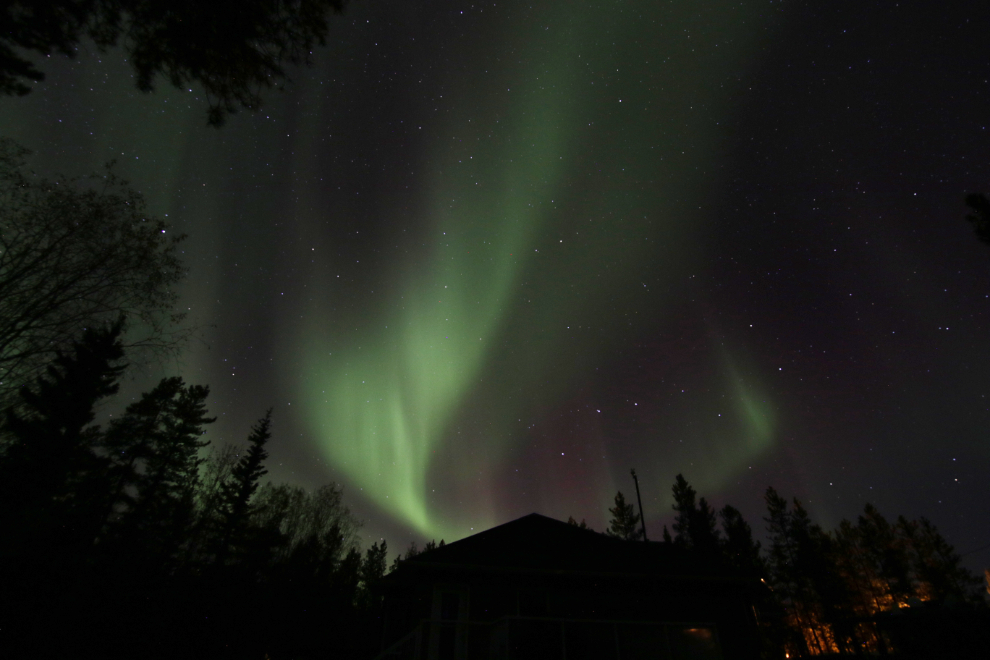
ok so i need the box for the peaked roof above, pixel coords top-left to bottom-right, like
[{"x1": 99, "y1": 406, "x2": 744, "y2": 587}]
[{"x1": 399, "y1": 513, "x2": 739, "y2": 580}]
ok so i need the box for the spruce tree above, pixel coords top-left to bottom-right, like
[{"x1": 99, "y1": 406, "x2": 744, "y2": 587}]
[
  {"x1": 335, "y1": 546, "x2": 363, "y2": 606},
  {"x1": 567, "y1": 516, "x2": 591, "y2": 530},
  {"x1": 859, "y1": 504, "x2": 911, "y2": 599},
  {"x1": 215, "y1": 411, "x2": 272, "y2": 566},
  {"x1": 794, "y1": 501, "x2": 857, "y2": 654},
  {"x1": 0, "y1": 321, "x2": 126, "y2": 562},
  {"x1": 764, "y1": 487, "x2": 813, "y2": 657},
  {"x1": 607, "y1": 491, "x2": 644, "y2": 541},
  {"x1": 358, "y1": 540, "x2": 388, "y2": 610},
  {"x1": 0, "y1": 321, "x2": 126, "y2": 658},
  {"x1": 898, "y1": 515, "x2": 982, "y2": 603},
  {"x1": 671, "y1": 474, "x2": 697, "y2": 547},
  {"x1": 104, "y1": 377, "x2": 214, "y2": 569},
  {"x1": 693, "y1": 497, "x2": 721, "y2": 556},
  {"x1": 670, "y1": 474, "x2": 719, "y2": 554},
  {"x1": 834, "y1": 504, "x2": 912, "y2": 615},
  {"x1": 720, "y1": 504, "x2": 764, "y2": 575}
]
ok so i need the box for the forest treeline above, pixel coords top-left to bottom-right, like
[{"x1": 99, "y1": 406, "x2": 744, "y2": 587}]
[
  {"x1": 0, "y1": 136, "x2": 386, "y2": 659},
  {"x1": 0, "y1": 322, "x2": 389, "y2": 659},
  {"x1": 3, "y1": 322, "x2": 987, "y2": 660},
  {"x1": 584, "y1": 477, "x2": 989, "y2": 658},
  {"x1": 2, "y1": 139, "x2": 988, "y2": 659}
]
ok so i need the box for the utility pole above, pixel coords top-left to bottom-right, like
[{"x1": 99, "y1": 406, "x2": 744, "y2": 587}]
[{"x1": 630, "y1": 468, "x2": 648, "y2": 542}]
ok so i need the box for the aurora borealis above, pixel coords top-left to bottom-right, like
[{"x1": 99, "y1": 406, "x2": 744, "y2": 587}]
[
  {"x1": 295, "y1": 2, "x2": 780, "y2": 537},
  {"x1": 2, "y1": 1, "x2": 989, "y2": 568}
]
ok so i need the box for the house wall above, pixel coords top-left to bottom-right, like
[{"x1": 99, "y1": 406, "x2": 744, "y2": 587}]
[{"x1": 381, "y1": 570, "x2": 761, "y2": 660}]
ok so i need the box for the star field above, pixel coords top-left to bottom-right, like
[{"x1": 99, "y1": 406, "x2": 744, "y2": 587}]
[{"x1": 1, "y1": 0, "x2": 988, "y2": 570}]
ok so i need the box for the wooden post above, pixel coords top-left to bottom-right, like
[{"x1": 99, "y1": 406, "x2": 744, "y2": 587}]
[{"x1": 630, "y1": 468, "x2": 648, "y2": 542}]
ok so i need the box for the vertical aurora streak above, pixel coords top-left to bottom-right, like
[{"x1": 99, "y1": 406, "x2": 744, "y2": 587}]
[
  {"x1": 295, "y1": 2, "x2": 780, "y2": 537},
  {"x1": 4, "y1": 0, "x2": 989, "y2": 567}
]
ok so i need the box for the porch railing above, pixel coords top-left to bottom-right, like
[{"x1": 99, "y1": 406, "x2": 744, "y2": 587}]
[{"x1": 375, "y1": 616, "x2": 723, "y2": 660}]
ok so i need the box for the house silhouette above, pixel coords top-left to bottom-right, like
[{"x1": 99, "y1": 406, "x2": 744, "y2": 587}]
[{"x1": 376, "y1": 513, "x2": 764, "y2": 660}]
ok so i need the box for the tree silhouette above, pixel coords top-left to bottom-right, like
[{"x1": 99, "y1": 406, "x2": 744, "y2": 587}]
[
  {"x1": 251, "y1": 481, "x2": 361, "y2": 574},
  {"x1": 670, "y1": 474, "x2": 696, "y2": 546},
  {"x1": 0, "y1": 320, "x2": 126, "y2": 562},
  {"x1": 759, "y1": 490, "x2": 990, "y2": 656},
  {"x1": 670, "y1": 473, "x2": 720, "y2": 555},
  {"x1": 898, "y1": 515, "x2": 983, "y2": 604},
  {"x1": 965, "y1": 193, "x2": 990, "y2": 245},
  {"x1": 358, "y1": 540, "x2": 389, "y2": 610},
  {"x1": 567, "y1": 516, "x2": 592, "y2": 530},
  {"x1": 606, "y1": 490, "x2": 644, "y2": 541},
  {"x1": 0, "y1": 318, "x2": 380, "y2": 658},
  {"x1": 0, "y1": 320, "x2": 128, "y2": 658},
  {"x1": 834, "y1": 504, "x2": 913, "y2": 615},
  {"x1": 1, "y1": 0, "x2": 350, "y2": 125},
  {"x1": 0, "y1": 139, "x2": 186, "y2": 409},
  {"x1": 719, "y1": 504, "x2": 764, "y2": 576},
  {"x1": 763, "y1": 487, "x2": 819, "y2": 656},
  {"x1": 105, "y1": 377, "x2": 215, "y2": 572},
  {"x1": 214, "y1": 411, "x2": 271, "y2": 566}
]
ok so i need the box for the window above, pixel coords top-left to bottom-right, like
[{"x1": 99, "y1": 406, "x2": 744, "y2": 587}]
[{"x1": 430, "y1": 586, "x2": 469, "y2": 660}]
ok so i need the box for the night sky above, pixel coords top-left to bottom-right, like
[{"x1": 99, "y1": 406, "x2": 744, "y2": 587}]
[{"x1": 2, "y1": 1, "x2": 989, "y2": 570}]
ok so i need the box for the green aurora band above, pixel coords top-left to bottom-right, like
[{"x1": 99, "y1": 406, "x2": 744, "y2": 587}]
[
  {"x1": 0, "y1": 0, "x2": 781, "y2": 541},
  {"x1": 294, "y1": 2, "x2": 780, "y2": 538}
]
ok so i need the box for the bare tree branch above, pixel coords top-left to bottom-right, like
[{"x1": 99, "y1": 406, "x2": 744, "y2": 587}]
[{"x1": 0, "y1": 138, "x2": 189, "y2": 408}]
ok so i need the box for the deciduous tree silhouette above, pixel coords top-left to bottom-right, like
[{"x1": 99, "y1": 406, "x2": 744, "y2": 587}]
[
  {"x1": 0, "y1": 139, "x2": 186, "y2": 409},
  {"x1": 1, "y1": 0, "x2": 350, "y2": 125},
  {"x1": 251, "y1": 480, "x2": 361, "y2": 574}
]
